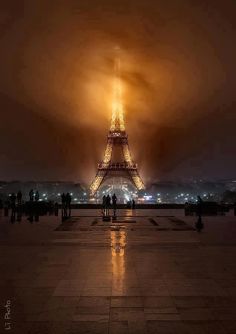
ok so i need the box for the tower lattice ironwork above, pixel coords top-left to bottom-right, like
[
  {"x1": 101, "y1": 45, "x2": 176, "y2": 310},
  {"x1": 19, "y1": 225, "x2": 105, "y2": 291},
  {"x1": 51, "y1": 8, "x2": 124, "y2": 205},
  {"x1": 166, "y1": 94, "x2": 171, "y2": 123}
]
[{"x1": 90, "y1": 54, "x2": 145, "y2": 196}]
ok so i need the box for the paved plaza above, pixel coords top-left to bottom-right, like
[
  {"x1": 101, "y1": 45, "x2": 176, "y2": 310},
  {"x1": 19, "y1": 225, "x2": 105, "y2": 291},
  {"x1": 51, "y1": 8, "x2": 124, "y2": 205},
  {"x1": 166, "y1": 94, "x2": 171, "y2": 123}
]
[{"x1": 1, "y1": 209, "x2": 236, "y2": 333}]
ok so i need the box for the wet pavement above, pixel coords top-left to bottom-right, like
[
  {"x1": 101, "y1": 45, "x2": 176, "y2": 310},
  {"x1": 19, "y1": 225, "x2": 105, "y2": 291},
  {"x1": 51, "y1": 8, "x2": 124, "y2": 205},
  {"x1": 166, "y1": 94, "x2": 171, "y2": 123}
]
[{"x1": 1, "y1": 209, "x2": 236, "y2": 333}]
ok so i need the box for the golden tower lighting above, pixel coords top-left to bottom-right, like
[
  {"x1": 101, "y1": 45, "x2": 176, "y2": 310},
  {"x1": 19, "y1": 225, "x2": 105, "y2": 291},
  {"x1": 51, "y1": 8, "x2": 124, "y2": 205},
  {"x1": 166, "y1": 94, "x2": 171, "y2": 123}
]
[{"x1": 90, "y1": 51, "x2": 145, "y2": 195}]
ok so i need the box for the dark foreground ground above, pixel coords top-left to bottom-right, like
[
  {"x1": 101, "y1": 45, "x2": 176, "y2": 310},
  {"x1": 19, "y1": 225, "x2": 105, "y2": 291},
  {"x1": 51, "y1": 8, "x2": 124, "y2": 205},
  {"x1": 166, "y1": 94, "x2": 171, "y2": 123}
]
[{"x1": 1, "y1": 208, "x2": 236, "y2": 334}]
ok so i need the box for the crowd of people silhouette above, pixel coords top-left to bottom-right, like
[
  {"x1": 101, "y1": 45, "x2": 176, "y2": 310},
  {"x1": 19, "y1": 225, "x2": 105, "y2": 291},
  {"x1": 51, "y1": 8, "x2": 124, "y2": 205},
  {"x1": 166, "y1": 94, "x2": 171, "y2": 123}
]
[
  {"x1": 2, "y1": 189, "x2": 60, "y2": 223},
  {"x1": 0, "y1": 189, "x2": 209, "y2": 232}
]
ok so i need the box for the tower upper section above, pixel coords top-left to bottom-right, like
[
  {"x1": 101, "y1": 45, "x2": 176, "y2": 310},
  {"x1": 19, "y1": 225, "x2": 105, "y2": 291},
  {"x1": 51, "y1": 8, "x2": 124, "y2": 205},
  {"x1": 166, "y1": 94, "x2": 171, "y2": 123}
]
[{"x1": 110, "y1": 54, "x2": 125, "y2": 132}]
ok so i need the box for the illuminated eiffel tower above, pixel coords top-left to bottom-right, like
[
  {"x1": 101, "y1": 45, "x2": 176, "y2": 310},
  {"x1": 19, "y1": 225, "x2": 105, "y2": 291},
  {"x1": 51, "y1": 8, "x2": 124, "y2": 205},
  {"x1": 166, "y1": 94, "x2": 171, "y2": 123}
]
[{"x1": 90, "y1": 53, "x2": 145, "y2": 196}]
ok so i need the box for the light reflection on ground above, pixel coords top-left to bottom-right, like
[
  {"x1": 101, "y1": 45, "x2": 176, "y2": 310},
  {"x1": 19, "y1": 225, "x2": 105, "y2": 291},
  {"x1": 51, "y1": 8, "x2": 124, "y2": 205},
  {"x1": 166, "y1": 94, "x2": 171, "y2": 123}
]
[{"x1": 111, "y1": 230, "x2": 127, "y2": 291}]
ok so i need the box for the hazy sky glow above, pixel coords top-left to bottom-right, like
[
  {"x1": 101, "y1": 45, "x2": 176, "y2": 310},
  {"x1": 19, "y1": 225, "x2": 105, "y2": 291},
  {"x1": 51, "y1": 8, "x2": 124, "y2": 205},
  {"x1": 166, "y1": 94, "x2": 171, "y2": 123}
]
[{"x1": 0, "y1": 0, "x2": 235, "y2": 183}]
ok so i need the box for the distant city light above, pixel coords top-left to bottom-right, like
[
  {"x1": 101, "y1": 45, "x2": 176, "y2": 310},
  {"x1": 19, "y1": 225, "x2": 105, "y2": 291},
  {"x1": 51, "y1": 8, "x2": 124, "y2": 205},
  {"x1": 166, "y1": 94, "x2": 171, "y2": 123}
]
[
  {"x1": 144, "y1": 195, "x2": 152, "y2": 200},
  {"x1": 124, "y1": 194, "x2": 130, "y2": 201},
  {"x1": 1, "y1": 180, "x2": 233, "y2": 205}
]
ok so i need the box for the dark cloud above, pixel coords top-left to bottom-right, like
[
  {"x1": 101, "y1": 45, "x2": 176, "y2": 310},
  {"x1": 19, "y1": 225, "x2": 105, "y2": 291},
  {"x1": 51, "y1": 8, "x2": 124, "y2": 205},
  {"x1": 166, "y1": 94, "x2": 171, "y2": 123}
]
[{"x1": 0, "y1": 0, "x2": 235, "y2": 183}]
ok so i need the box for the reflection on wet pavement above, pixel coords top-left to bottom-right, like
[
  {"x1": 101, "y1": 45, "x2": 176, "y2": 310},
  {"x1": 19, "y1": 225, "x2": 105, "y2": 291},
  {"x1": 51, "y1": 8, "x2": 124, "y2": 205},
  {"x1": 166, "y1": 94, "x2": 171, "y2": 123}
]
[
  {"x1": 1, "y1": 209, "x2": 236, "y2": 334},
  {"x1": 111, "y1": 230, "x2": 127, "y2": 294}
]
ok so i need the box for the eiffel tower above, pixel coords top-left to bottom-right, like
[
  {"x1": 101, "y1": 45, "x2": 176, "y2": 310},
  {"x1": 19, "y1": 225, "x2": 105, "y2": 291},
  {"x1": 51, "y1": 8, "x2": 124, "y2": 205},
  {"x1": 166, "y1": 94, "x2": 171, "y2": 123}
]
[{"x1": 90, "y1": 53, "x2": 145, "y2": 196}]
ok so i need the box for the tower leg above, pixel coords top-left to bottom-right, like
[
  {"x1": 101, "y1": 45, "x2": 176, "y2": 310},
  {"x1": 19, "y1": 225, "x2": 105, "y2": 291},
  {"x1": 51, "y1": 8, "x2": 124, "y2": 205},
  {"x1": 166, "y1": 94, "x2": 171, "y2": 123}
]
[
  {"x1": 90, "y1": 173, "x2": 106, "y2": 196},
  {"x1": 129, "y1": 170, "x2": 145, "y2": 190},
  {"x1": 122, "y1": 142, "x2": 132, "y2": 164},
  {"x1": 103, "y1": 139, "x2": 113, "y2": 164}
]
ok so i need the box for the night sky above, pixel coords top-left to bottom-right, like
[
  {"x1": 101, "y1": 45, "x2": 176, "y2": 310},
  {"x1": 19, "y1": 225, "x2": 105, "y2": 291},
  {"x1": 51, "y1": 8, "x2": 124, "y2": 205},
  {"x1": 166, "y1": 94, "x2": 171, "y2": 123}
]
[{"x1": 0, "y1": 0, "x2": 235, "y2": 184}]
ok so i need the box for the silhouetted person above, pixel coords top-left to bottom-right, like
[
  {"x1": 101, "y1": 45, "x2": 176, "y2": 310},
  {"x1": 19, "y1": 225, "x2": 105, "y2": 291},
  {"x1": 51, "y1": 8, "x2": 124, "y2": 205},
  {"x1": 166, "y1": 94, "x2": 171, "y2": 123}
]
[
  {"x1": 48, "y1": 201, "x2": 54, "y2": 215},
  {"x1": 61, "y1": 193, "x2": 66, "y2": 219},
  {"x1": 29, "y1": 189, "x2": 34, "y2": 202},
  {"x1": 10, "y1": 193, "x2": 16, "y2": 206},
  {"x1": 17, "y1": 191, "x2": 22, "y2": 206},
  {"x1": 196, "y1": 196, "x2": 203, "y2": 218},
  {"x1": 27, "y1": 200, "x2": 34, "y2": 223},
  {"x1": 34, "y1": 207, "x2": 39, "y2": 221},
  {"x1": 196, "y1": 196, "x2": 204, "y2": 232},
  {"x1": 66, "y1": 193, "x2": 72, "y2": 217},
  {"x1": 106, "y1": 194, "x2": 111, "y2": 216},
  {"x1": 132, "y1": 199, "x2": 136, "y2": 210},
  {"x1": 126, "y1": 200, "x2": 131, "y2": 209},
  {"x1": 10, "y1": 193, "x2": 16, "y2": 222},
  {"x1": 184, "y1": 201, "x2": 190, "y2": 216},
  {"x1": 61, "y1": 193, "x2": 66, "y2": 205},
  {"x1": 54, "y1": 202, "x2": 59, "y2": 216},
  {"x1": 102, "y1": 195, "x2": 107, "y2": 216},
  {"x1": 195, "y1": 216, "x2": 204, "y2": 232},
  {"x1": 35, "y1": 191, "x2": 39, "y2": 202},
  {"x1": 112, "y1": 193, "x2": 117, "y2": 217}
]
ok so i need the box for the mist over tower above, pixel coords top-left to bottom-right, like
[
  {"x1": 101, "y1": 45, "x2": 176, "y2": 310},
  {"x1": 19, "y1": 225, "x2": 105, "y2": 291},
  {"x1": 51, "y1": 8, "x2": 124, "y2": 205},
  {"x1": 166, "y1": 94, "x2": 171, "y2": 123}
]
[{"x1": 110, "y1": 52, "x2": 125, "y2": 132}]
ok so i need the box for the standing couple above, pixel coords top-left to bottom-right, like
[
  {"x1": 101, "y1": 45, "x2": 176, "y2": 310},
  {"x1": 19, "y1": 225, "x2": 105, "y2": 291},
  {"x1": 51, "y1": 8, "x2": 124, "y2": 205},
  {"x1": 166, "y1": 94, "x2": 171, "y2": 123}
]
[{"x1": 102, "y1": 193, "x2": 117, "y2": 216}]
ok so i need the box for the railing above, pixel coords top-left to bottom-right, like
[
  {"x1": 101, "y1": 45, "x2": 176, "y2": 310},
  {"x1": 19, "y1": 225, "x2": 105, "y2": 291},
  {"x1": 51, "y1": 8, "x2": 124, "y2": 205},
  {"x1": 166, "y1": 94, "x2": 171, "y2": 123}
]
[
  {"x1": 108, "y1": 131, "x2": 127, "y2": 138},
  {"x1": 98, "y1": 162, "x2": 137, "y2": 170}
]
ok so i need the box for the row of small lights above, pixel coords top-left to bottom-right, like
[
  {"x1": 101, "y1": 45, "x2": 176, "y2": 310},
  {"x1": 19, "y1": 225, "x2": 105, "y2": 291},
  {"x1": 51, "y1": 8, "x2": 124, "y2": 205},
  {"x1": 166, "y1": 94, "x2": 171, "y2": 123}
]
[
  {"x1": 8, "y1": 192, "x2": 88, "y2": 202},
  {"x1": 8, "y1": 191, "x2": 215, "y2": 203}
]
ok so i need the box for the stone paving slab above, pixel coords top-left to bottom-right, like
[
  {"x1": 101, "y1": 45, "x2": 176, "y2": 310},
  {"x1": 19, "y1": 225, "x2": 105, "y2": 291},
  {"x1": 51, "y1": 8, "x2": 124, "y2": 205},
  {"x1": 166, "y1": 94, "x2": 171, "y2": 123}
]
[{"x1": 0, "y1": 209, "x2": 236, "y2": 333}]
